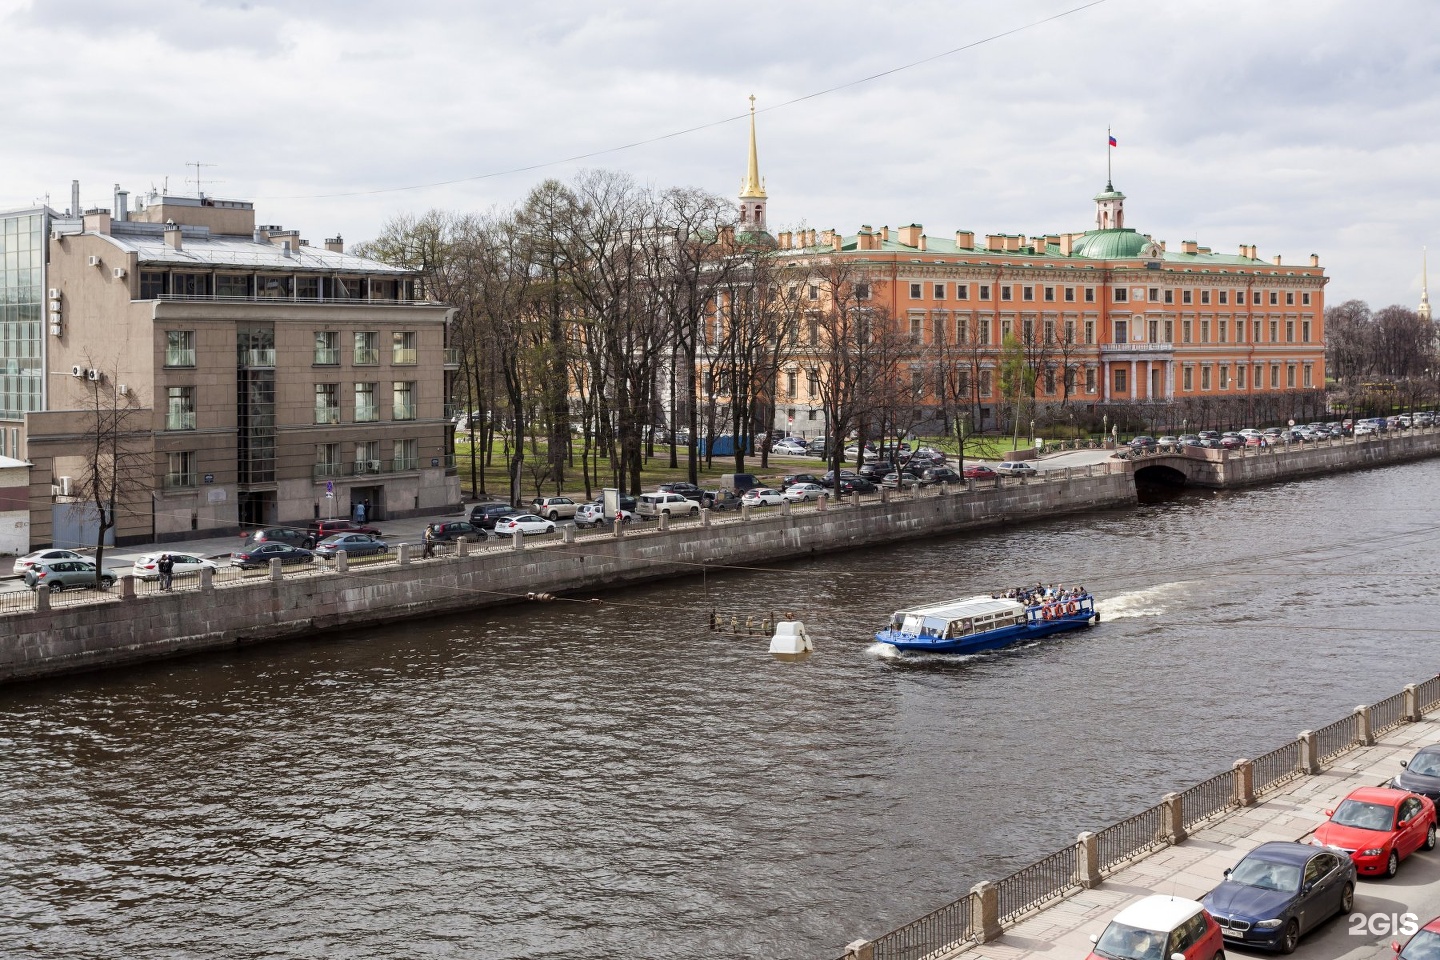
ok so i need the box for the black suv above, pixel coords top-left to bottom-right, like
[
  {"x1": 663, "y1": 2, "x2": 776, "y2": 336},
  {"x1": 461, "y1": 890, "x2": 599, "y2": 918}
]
[
  {"x1": 657, "y1": 481, "x2": 705, "y2": 500},
  {"x1": 432, "y1": 520, "x2": 488, "y2": 542},
  {"x1": 921, "y1": 467, "x2": 962, "y2": 485},
  {"x1": 470, "y1": 502, "x2": 519, "y2": 529}
]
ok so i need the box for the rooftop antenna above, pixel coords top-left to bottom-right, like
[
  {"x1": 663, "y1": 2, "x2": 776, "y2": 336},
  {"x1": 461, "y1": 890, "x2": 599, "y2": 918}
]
[{"x1": 186, "y1": 161, "x2": 221, "y2": 199}]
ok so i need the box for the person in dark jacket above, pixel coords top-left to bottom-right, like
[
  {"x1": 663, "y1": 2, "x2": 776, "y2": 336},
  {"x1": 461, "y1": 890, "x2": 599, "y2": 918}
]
[
  {"x1": 422, "y1": 524, "x2": 436, "y2": 559},
  {"x1": 157, "y1": 553, "x2": 174, "y2": 592}
]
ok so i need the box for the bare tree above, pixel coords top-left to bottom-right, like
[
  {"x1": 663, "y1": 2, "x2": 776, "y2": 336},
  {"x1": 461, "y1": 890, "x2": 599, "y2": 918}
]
[{"x1": 70, "y1": 366, "x2": 148, "y2": 587}]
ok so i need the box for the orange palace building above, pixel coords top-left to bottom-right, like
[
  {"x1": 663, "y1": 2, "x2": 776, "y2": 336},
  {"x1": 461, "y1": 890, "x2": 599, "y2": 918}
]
[{"x1": 765, "y1": 180, "x2": 1329, "y2": 432}]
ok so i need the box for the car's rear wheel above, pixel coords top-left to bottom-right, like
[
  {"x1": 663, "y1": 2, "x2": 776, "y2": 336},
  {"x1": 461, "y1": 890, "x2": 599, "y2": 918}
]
[
  {"x1": 49, "y1": 582, "x2": 64, "y2": 594},
  {"x1": 547, "y1": 511, "x2": 559, "y2": 520},
  {"x1": 1385, "y1": 849, "x2": 1400, "y2": 878},
  {"x1": 1428, "y1": 823, "x2": 1438, "y2": 851},
  {"x1": 100, "y1": 577, "x2": 115, "y2": 590},
  {"x1": 544, "y1": 525, "x2": 554, "y2": 534},
  {"x1": 1280, "y1": 919, "x2": 1299, "y2": 954},
  {"x1": 1339, "y1": 880, "x2": 1354, "y2": 915},
  {"x1": 302, "y1": 539, "x2": 315, "y2": 549},
  {"x1": 689, "y1": 507, "x2": 699, "y2": 516}
]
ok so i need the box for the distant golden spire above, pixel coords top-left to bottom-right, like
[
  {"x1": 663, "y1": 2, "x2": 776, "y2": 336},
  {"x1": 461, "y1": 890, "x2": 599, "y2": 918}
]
[{"x1": 739, "y1": 94, "x2": 767, "y2": 200}]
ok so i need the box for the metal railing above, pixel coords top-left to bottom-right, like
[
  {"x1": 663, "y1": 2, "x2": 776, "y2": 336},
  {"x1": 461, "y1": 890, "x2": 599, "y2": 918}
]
[
  {"x1": 1372, "y1": 692, "x2": 1408, "y2": 736},
  {"x1": 0, "y1": 590, "x2": 35, "y2": 615},
  {"x1": 165, "y1": 411, "x2": 196, "y2": 431},
  {"x1": 997, "y1": 844, "x2": 1080, "y2": 922},
  {"x1": 1096, "y1": 804, "x2": 1166, "y2": 874},
  {"x1": 1252, "y1": 741, "x2": 1303, "y2": 794},
  {"x1": 354, "y1": 347, "x2": 379, "y2": 365},
  {"x1": 1181, "y1": 771, "x2": 1238, "y2": 829},
  {"x1": 313, "y1": 462, "x2": 346, "y2": 479},
  {"x1": 154, "y1": 293, "x2": 426, "y2": 306},
  {"x1": 354, "y1": 405, "x2": 380, "y2": 423},
  {"x1": 870, "y1": 893, "x2": 973, "y2": 960},
  {"x1": 314, "y1": 348, "x2": 341, "y2": 365},
  {"x1": 392, "y1": 403, "x2": 416, "y2": 421},
  {"x1": 1314, "y1": 714, "x2": 1357, "y2": 763},
  {"x1": 392, "y1": 348, "x2": 418, "y2": 365},
  {"x1": 443, "y1": 347, "x2": 461, "y2": 366},
  {"x1": 314, "y1": 406, "x2": 340, "y2": 425},
  {"x1": 1419, "y1": 675, "x2": 1440, "y2": 714},
  {"x1": 239, "y1": 348, "x2": 275, "y2": 368}
]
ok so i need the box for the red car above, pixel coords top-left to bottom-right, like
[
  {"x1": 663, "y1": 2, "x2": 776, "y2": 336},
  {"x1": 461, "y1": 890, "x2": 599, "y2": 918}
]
[
  {"x1": 1394, "y1": 913, "x2": 1440, "y2": 957},
  {"x1": 1086, "y1": 895, "x2": 1224, "y2": 960},
  {"x1": 962, "y1": 464, "x2": 997, "y2": 480},
  {"x1": 1310, "y1": 786, "x2": 1437, "y2": 878}
]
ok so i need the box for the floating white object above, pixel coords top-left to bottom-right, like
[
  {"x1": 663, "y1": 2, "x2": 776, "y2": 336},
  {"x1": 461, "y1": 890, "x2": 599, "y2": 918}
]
[{"x1": 769, "y1": 621, "x2": 813, "y2": 655}]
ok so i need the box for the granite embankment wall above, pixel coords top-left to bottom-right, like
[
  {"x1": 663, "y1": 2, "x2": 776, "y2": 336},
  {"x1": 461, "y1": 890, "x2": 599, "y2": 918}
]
[
  {"x1": 1134, "y1": 426, "x2": 1440, "y2": 487},
  {"x1": 0, "y1": 467, "x2": 1135, "y2": 684}
]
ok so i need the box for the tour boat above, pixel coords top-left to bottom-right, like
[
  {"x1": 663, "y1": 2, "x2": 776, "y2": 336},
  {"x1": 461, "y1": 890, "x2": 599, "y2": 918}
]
[{"x1": 875, "y1": 592, "x2": 1099, "y2": 654}]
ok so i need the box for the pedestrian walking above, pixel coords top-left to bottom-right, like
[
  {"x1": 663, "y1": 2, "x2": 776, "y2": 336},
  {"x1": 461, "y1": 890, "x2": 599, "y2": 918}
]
[
  {"x1": 422, "y1": 523, "x2": 436, "y2": 559},
  {"x1": 157, "y1": 553, "x2": 174, "y2": 592},
  {"x1": 354, "y1": 500, "x2": 366, "y2": 523}
]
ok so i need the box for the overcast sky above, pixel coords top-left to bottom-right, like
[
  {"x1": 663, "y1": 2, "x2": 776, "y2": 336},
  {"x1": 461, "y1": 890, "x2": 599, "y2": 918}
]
[{"x1": 3, "y1": 0, "x2": 1435, "y2": 308}]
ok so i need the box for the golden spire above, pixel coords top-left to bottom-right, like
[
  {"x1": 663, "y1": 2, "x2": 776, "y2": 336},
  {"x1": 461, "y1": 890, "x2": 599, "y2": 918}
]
[{"x1": 739, "y1": 94, "x2": 767, "y2": 199}]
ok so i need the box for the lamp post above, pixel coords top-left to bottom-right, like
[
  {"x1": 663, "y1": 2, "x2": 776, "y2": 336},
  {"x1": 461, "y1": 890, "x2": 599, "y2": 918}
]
[
  {"x1": 1029, "y1": 418, "x2": 1035, "y2": 446},
  {"x1": 1102, "y1": 413, "x2": 1108, "y2": 446}
]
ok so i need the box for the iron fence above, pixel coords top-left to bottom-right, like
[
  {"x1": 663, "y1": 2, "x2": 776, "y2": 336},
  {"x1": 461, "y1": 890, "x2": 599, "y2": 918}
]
[
  {"x1": 1181, "y1": 770, "x2": 1238, "y2": 829},
  {"x1": 0, "y1": 589, "x2": 36, "y2": 616},
  {"x1": 1371, "y1": 692, "x2": 1408, "y2": 736},
  {"x1": 870, "y1": 892, "x2": 974, "y2": 960},
  {"x1": 997, "y1": 843, "x2": 1080, "y2": 922},
  {"x1": 1096, "y1": 803, "x2": 1166, "y2": 874},
  {"x1": 1419, "y1": 675, "x2": 1440, "y2": 714},
  {"x1": 49, "y1": 585, "x2": 120, "y2": 608},
  {"x1": 1252, "y1": 741, "x2": 1303, "y2": 794},
  {"x1": 1314, "y1": 715, "x2": 1357, "y2": 763}
]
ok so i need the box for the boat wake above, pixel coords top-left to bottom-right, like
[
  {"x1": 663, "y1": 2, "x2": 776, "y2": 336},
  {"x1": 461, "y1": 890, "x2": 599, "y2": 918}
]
[{"x1": 1094, "y1": 582, "x2": 1189, "y2": 622}]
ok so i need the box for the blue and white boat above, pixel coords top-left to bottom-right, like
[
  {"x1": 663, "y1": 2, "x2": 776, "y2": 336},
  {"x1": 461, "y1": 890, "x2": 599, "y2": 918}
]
[{"x1": 875, "y1": 592, "x2": 1098, "y2": 654}]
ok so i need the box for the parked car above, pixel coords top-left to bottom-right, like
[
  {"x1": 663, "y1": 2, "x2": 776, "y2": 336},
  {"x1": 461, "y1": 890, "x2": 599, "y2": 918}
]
[
  {"x1": 306, "y1": 519, "x2": 382, "y2": 541},
  {"x1": 469, "y1": 501, "x2": 520, "y2": 528},
  {"x1": 493, "y1": 514, "x2": 557, "y2": 537},
  {"x1": 963, "y1": 464, "x2": 997, "y2": 480},
  {"x1": 859, "y1": 461, "x2": 897, "y2": 482},
  {"x1": 637, "y1": 492, "x2": 701, "y2": 519},
  {"x1": 740, "y1": 488, "x2": 784, "y2": 507},
  {"x1": 1084, "y1": 895, "x2": 1224, "y2": 960},
  {"x1": 1157, "y1": 435, "x2": 1180, "y2": 447},
  {"x1": 133, "y1": 552, "x2": 219, "y2": 581},
  {"x1": 431, "y1": 520, "x2": 487, "y2": 542},
  {"x1": 1128, "y1": 435, "x2": 1158, "y2": 451},
  {"x1": 529, "y1": 496, "x2": 580, "y2": 521},
  {"x1": 772, "y1": 440, "x2": 809, "y2": 456},
  {"x1": 707, "y1": 489, "x2": 743, "y2": 512},
  {"x1": 781, "y1": 482, "x2": 826, "y2": 503},
  {"x1": 1309, "y1": 785, "x2": 1437, "y2": 877},
  {"x1": 231, "y1": 542, "x2": 316, "y2": 570},
  {"x1": 718, "y1": 473, "x2": 760, "y2": 494},
  {"x1": 996, "y1": 461, "x2": 1038, "y2": 476},
  {"x1": 1201, "y1": 840, "x2": 1355, "y2": 953},
  {"x1": 1393, "y1": 745, "x2": 1440, "y2": 804},
  {"x1": 657, "y1": 481, "x2": 706, "y2": 501},
  {"x1": 838, "y1": 477, "x2": 878, "y2": 494},
  {"x1": 313, "y1": 533, "x2": 390, "y2": 559},
  {"x1": 12, "y1": 548, "x2": 85, "y2": 577},
  {"x1": 1395, "y1": 915, "x2": 1440, "y2": 959},
  {"x1": 921, "y1": 467, "x2": 962, "y2": 485},
  {"x1": 1219, "y1": 433, "x2": 1245, "y2": 450},
  {"x1": 575, "y1": 502, "x2": 634, "y2": 527},
  {"x1": 780, "y1": 473, "x2": 825, "y2": 490},
  {"x1": 247, "y1": 526, "x2": 312, "y2": 549},
  {"x1": 819, "y1": 469, "x2": 858, "y2": 488},
  {"x1": 879, "y1": 471, "x2": 922, "y2": 489},
  {"x1": 24, "y1": 558, "x2": 115, "y2": 592}
]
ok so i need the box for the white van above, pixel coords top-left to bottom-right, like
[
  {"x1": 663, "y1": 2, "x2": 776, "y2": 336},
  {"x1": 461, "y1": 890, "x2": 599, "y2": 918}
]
[{"x1": 636, "y1": 492, "x2": 701, "y2": 519}]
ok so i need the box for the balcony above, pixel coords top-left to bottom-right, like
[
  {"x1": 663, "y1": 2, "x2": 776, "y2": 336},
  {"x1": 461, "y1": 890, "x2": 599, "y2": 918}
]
[
  {"x1": 165, "y1": 411, "x2": 196, "y2": 431},
  {"x1": 165, "y1": 349, "x2": 196, "y2": 368},
  {"x1": 239, "y1": 348, "x2": 276, "y2": 368},
  {"x1": 314, "y1": 348, "x2": 340, "y2": 366},
  {"x1": 392, "y1": 403, "x2": 416, "y2": 422},
  {"x1": 163, "y1": 472, "x2": 197, "y2": 489},
  {"x1": 393, "y1": 455, "x2": 418, "y2": 471},
  {"x1": 154, "y1": 293, "x2": 426, "y2": 306},
  {"x1": 313, "y1": 462, "x2": 347, "y2": 479},
  {"x1": 354, "y1": 405, "x2": 379, "y2": 423},
  {"x1": 393, "y1": 348, "x2": 418, "y2": 365},
  {"x1": 1100, "y1": 342, "x2": 1174, "y2": 355},
  {"x1": 443, "y1": 348, "x2": 461, "y2": 368},
  {"x1": 354, "y1": 348, "x2": 379, "y2": 366},
  {"x1": 314, "y1": 406, "x2": 340, "y2": 425}
]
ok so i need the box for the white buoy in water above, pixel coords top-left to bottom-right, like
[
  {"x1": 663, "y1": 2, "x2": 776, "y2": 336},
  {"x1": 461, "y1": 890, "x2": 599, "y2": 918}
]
[{"x1": 769, "y1": 621, "x2": 813, "y2": 656}]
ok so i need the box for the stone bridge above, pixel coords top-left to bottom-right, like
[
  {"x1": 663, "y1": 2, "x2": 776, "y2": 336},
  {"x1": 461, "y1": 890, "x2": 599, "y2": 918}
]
[{"x1": 1123, "y1": 429, "x2": 1440, "y2": 488}]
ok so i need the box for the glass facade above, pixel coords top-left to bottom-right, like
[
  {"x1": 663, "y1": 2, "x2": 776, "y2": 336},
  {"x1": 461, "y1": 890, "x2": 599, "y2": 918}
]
[{"x1": 0, "y1": 211, "x2": 45, "y2": 418}]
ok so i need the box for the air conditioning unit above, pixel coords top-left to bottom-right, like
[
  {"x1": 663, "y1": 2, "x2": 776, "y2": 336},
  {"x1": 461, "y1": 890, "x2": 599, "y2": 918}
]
[
  {"x1": 86, "y1": 368, "x2": 100, "y2": 382},
  {"x1": 116, "y1": 383, "x2": 129, "y2": 397},
  {"x1": 112, "y1": 266, "x2": 126, "y2": 279},
  {"x1": 49, "y1": 324, "x2": 62, "y2": 337},
  {"x1": 57, "y1": 477, "x2": 71, "y2": 496},
  {"x1": 70, "y1": 364, "x2": 84, "y2": 378},
  {"x1": 87, "y1": 255, "x2": 101, "y2": 267},
  {"x1": 48, "y1": 288, "x2": 59, "y2": 300}
]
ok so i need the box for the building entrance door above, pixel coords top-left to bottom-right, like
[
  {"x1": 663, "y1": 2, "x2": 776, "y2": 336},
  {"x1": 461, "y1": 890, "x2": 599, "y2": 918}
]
[
  {"x1": 238, "y1": 491, "x2": 276, "y2": 533},
  {"x1": 1151, "y1": 368, "x2": 1161, "y2": 399},
  {"x1": 349, "y1": 486, "x2": 385, "y2": 522}
]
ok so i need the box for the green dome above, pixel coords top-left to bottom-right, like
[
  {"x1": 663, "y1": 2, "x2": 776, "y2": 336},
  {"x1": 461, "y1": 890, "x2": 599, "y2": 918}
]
[{"x1": 1068, "y1": 229, "x2": 1151, "y2": 259}]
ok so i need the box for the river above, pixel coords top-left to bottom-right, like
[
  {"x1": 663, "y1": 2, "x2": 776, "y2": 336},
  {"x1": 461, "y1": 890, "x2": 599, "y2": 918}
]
[{"x1": 2, "y1": 459, "x2": 1438, "y2": 959}]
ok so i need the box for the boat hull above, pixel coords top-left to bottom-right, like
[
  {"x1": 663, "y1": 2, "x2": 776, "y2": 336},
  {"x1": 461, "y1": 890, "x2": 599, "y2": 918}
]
[{"x1": 875, "y1": 611, "x2": 1095, "y2": 654}]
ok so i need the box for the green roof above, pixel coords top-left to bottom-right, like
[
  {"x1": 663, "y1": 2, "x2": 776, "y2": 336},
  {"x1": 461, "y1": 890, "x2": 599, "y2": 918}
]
[{"x1": 1069, "y1": 229, "x2": 1151, "y2": 259}]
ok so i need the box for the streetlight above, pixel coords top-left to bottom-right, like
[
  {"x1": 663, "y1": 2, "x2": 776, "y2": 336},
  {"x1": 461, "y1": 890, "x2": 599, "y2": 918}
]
[{"x1": 1102, "y1": 413, "x2": 1108, "y2": 446}]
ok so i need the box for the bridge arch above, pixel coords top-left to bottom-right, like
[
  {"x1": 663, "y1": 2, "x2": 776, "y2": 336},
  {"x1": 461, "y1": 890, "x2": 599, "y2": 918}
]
[{"x1": 1133, "y1": 462, "x2": 1189, "y2": 486}]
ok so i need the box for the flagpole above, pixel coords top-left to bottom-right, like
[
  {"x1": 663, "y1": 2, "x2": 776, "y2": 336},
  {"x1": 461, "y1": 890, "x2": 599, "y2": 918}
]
[{"x1": 1107, "y1": 126, "x2": 1112, "y2": 184}]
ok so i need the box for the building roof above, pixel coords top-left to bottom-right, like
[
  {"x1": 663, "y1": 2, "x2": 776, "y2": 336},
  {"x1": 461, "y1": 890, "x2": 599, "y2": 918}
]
[
  {"x1": 785, "y1": 229, "x2": 1275, "y2": 267},
  {"x1": 97, "y1": 227, "x2": 411, "y2": 275},
  {"x1": 892, "y1": 595, "x2": 1025, "y2": 621},
  {"x1": 0, "y1": 455, "x2": 29, "y2": 469}
]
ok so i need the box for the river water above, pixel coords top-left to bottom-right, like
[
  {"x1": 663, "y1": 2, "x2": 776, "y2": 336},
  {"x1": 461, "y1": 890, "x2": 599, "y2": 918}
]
[{"x1": 3, "y1": 460, "x2": 1440, "y2": 959}]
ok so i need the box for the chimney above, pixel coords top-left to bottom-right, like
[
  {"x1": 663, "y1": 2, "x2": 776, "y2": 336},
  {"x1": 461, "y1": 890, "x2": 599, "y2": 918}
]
[
  {"x1": 254, "y1": 226, "x2": 267, "y2": 243},
  {"x1": 809, "y1": 229, "x2": 818, "y2": 247},
  {"x1": 83, "y1": 209, "x2": 111, "y2": 235},
  {"x1": 1239, "y1": 244, "x2": 1249, "y2": 258},
  {"x1": 918, "y1": 235, "x2": 927, "y2": 252},
  {"x1": 1309, "y1": 253, "x2": 1319, "y2": 267},
  {"x1": 898, "y1": 224, "x2": 923, "y2": 247},
  {"x1": 1059, "y1": 234, "x2": 1075, "y2": 256},
  {"x1": 880, "y1": 226, "x2": 890, "y2": 242},
  {"x1": 113, "y1": 184, "x2": 129, "y2": 222},
  {"x1": 987, "y1": 234, "x2": 1005, "y2": 251},
  {"x1": 282, "y1": 240, "x2": 293, "y2": 258},
  {"x1": 831, "y1": 231, "x2": 842, "y2": 252},
  {"x1": 1181, "y1": 240, "x2": 1199, "y2": 255},
  {"x1": 955, "y1": 231, "x2": 974, "y2": 249},
  {"x1": 164, "y1": 220, "x2": 183, "y2": 251},
  {"x1": 70, "y1": 179, "x2": 81, "y2": 218},
  {"x1": 325, "y1": 235, "x2": 344, "y2": 253},
  {"x1": 1004, "y1": 235, "x2": 1022, "y2": 252},
  {"x1": 1272, "y1": 254, "x2": 1282, "y2": 265}
]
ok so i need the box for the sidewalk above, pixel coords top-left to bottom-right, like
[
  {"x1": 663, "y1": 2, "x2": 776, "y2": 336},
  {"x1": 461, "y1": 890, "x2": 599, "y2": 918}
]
[{"x1": 942, "y1": 717, "x2": 1440, "y2": 959}]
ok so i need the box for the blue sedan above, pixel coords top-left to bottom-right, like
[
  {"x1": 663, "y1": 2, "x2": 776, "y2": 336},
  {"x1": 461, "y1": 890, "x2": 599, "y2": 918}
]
[
  {"x1": 1201, "y1": 840, "x2": 1355, "y2": 953},
  {"x1": 313, "y1": 533, "x2": 390, "y2": 559}
]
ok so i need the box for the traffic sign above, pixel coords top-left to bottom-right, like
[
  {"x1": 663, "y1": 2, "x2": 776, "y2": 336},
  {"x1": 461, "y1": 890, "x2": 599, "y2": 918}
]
[{"x1": 326, "y1": 480, "x2": 334, "y2": 494}]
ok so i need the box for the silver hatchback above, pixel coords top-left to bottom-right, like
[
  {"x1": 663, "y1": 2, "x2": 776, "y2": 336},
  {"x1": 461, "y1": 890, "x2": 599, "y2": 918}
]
[{"x1": 24, "y1": 558, "x2": 116, "y2": 592}]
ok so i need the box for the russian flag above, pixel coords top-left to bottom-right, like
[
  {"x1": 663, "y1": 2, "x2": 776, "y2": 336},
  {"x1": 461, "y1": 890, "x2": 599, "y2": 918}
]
[{"x1": 1108, "y1": 134, "x2": 1118, "y2": 147}]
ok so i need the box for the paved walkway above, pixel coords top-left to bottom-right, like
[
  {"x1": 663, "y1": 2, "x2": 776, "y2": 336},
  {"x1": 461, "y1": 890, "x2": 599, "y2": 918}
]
[{"x1": 941, "y1": 716, "x2": 1440, "y2": 959}]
